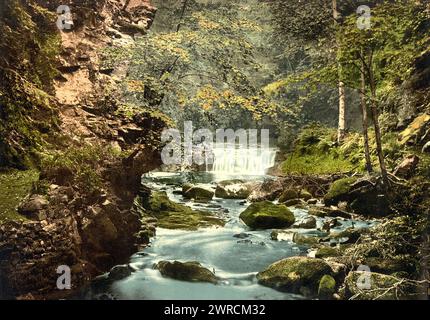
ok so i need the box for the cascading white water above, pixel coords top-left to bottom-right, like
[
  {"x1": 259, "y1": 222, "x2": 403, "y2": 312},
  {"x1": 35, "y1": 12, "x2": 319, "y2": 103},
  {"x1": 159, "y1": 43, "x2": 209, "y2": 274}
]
[{"x1": 210, "y1": 146, "x2": 277, "y2": 175}]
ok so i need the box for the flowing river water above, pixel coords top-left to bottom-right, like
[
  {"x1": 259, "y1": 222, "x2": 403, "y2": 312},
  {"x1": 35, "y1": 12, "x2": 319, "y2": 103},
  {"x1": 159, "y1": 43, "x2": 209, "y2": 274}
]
[{"x1": 85, "y1": 149, "x2": 372, "y2": 300}]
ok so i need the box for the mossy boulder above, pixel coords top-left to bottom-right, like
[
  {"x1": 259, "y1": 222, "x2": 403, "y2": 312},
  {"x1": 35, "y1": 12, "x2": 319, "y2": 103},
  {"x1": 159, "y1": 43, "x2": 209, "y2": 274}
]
[
  {"x1": 278, "y1": 189, "x2": 299, "y2": 203},
  {"x1": 142, "y1": 191, "x2": 224, "y2": 230},
  {"x1": 155, "y1": 261, "x2": 218, "y2": 284},
  {"x1": 257, "y1": 257, "x2": 333, "y2": 297},
  {"x1": 215, "y1": 180, "x2": 252, "y2": 199},
  {"x1": 324, "y1": 177, "x2": 358, "y2": 206},
  {"x1": 344, "y1": 271, "x2": 413, "y2": 300},
  {"x1": 324, "y1": 177, "x2": 390, "y2": 217},
  {"x1": 183, "y1": 185, "x2": 214, "y2": 201},
  {"x1": 318, "y1": 275, "x2": 336, "y2": 299},
  {"x1": 239, "y1": 201, "x2": 295, "y2": 229}
]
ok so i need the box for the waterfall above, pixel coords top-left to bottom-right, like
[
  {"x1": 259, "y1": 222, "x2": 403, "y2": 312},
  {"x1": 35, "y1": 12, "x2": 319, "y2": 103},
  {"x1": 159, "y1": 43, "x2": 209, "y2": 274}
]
[{"x1": 210, "y1": 145, "x2": 277, "y2": 175}]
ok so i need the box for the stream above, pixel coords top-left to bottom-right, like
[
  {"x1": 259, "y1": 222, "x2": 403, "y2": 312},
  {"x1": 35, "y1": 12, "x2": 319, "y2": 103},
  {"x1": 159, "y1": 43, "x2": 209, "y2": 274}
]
[{"x1": 85, "y1": 166, "x2": 372, "y2": 300}]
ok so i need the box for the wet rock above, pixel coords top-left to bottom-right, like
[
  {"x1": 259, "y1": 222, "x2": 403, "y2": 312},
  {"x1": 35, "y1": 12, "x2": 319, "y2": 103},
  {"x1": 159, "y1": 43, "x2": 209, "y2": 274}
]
[
  {"x1": 237, "y1": 239, "x2": 253, "y2": 244},
  {"x1": 294, "y1": 216, "x2": 317, "y2": 229},
  {"x1": 183, "y1": 186, "x2": 214, "y2": 201},
  {"x1": 155, "y1": 261, "x2": 218, "y2": 284},
  {"x1": 142, "y1": 191, "x2": 224, "y2": 230},
  {"x1": 257, "y1": 257, "x2": 333, "y2": 297},
  {"x1": 108, "y1": 264, "x2": 133, "y2": 281},
  {"x1": 215, "y1": 180, "x2": 253, "y2": 199},
  {"x1": 239, "y1": 201, "x2": 295, "y2": 230},
  {"x1": 393, "y1": 154, "x2": 420, "y2": 179},
  {"x1": 292, "y1": 233, "x2": 319, "y2": 246},
  {"x1": 233, "y1": 233, "x2": 250, "y2": 239},
  {"x1": 318, "y1": 275, "x2": 336, "y2": 300}
]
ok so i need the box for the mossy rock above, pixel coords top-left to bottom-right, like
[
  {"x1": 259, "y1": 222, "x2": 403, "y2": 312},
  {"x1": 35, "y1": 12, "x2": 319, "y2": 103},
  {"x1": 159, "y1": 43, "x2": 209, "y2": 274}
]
[
  {"x1": 257, "y1": 257, "x2": 333, "y2": 297},
  {"x1": 183, "y1": 186, "x2": 214, "y2": 201},
  {"x1": 239, "y1": 201, "x2": 295, "y2": 230},
  {"x1": 143, "y1": 191, "x2": 224, "y2": 230},
  {"x1": 155, "y1": 261, "x2": 218, "y2": 284},
  {"x1": 324, "y1": 177, "x2": 358, "y2": 206},
  {"x1": 318, "y1": 275, "x2": 336, "y2": 299},
  {"x1": 344, "y1": 271, "x2": 414, "y2": 300},
  {"x1": 315, "y1": 246, "x2": 341, "y2": 259},
  {"x1": 279, "y1": 189, "x2": 299, "y2": 203},
  {"x1": 299, "y1": 189, "x2": 313, "y2": 201}
]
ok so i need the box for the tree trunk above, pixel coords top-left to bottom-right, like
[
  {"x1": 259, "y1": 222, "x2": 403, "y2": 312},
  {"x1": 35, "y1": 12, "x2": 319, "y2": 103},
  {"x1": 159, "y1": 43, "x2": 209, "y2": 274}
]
[
  {"x1": 338, "y1": 81, "x2": 346, "y2": 143},
  {"x1": 368, "y1": 54, "x2": 389, "y2": 187},
  {"x1": 333, "y1": 0, "x2": 347, "y2": 143},
  {"x1": 360, "y1": 55, "x2": 373, "y2": 174}
]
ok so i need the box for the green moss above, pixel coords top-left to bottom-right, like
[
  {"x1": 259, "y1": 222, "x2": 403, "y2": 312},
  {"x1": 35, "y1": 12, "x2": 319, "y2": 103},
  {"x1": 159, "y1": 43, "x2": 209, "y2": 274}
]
[
  {"x1": 0, "y1": 169, "x2": 39, "y2": 224},
  {"x1": 257, "y1": 257, "x2": 332, "y2": 296},
  {"x1": 318, "y1": 275, "x2": 336, "y2": 299},
  {"x1": 324, "y1": 177, "x2": 358, "y2": 205},
  {"x1": 281, "y1": 125, "x2": 359, "y2": 175},
  {"x1": 140, "y1": 191, "x2": 224, "y2": 231},
  {"x1": 239, "y1": 201, "x2": 295, "y2": 229}
]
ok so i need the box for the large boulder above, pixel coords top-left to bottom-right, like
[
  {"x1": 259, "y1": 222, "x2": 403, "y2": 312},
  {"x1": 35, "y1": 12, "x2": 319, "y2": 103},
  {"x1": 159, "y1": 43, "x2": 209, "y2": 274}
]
[
  {"x1": 215, "y1": 180, "x2": 253, "y2": 199},
  {"x1": 239, "y1": 201, "x2": 295, "y2": 229},
  {"x1": 344, "y1": 271, "x2": 412, "y2": 300},
  {"x1": 155, "y1": 261, "x2": 218, "y2": 284},
  {"x1": 257, "y1": 257, "x2": 333, "y2": 297},
  {"x1": 324, "y1": 177, "x2": 390, "y2": 217},
  {"x1": 324, "y1": 177, "x2": 358, "y2": 206}
]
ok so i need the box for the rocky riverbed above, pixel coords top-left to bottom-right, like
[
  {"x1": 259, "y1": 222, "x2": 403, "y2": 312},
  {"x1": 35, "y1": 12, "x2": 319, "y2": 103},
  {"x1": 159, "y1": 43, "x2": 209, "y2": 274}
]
[{"x1": 82, "y1": 171, "x2": 398, "y2": 300}]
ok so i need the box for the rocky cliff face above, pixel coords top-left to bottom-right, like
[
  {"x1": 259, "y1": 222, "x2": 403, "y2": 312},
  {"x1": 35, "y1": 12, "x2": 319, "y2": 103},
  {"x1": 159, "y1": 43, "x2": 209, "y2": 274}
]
[{"x1": 0, "y1": 0, "x2": 168, "y2": 299}]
